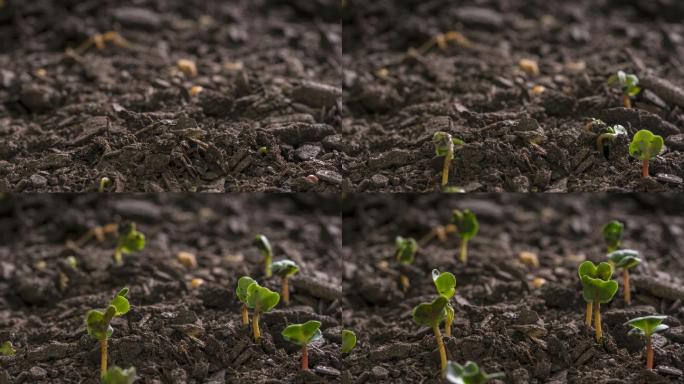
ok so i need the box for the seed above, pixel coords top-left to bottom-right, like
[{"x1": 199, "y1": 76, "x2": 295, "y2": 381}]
[
  {"x1": 519, "y1": 251, "x2": 540, "y2": 268},
  {"x1": 177, "y1": 251, "x2": 198, "y2": 269},
  {"x1": 189, "y1": 85, "x2": 203, "y2": 96},
  {"x1": 519, "y1": 59, "x2": 540, "y2": 76},
  {"x1": 190, "y1": 278, "x2": 204, "y2": 288},
  {"x1": 530, "y1": 85, "x2": 545, "y2": 95},
  {"x1": 177, "y1": 59, "x2": 198, "y2": 77}
]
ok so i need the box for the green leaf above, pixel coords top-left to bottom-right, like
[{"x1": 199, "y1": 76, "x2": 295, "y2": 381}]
[
  {"x1": 628, "y1": 85, "x2": 641, "y2": 97},
  {"x1": 412, "y1": 296, "x2": 448, "y2": 327},
  {"x1": 0, "y1": 341, "x2": 16, "y2": 356},
  {"x1": 625, "y1": 74, "x2": 639, "y2": 87},
  {"x1": 629, "y1": 130, "x2": 664, "y2": 161},
  {"x1": 271, "y1": 260, "x2": 299, "y2": 278},
  {"x1": 281, "y1": 320, "x2": 322, "y2": 346},
  {"x1": 101, "y1": 366, "x2": 137, "y2": 384},
  {"x1": 86, "y1": 310, "x2": 114, "y2": 340},
  {"x1": 110, "y1": 289, "x2": 130, "y2": 316},
  {"x1": 578, "y1": 261, "x2": 618, "y2": 303},
  {"x1": 625, "y1": 315, "x2": 668, "y2": 337},
  {"x1": 607, "y1": 249, "x2": 641, "y2": 269},
  {"x1": 452, "y1": 209, "x2": 478, "y2": 240},
  {"x1": 434, "y1": 131, "x2": 455, "y2": 158},
  {"x1": 432, "y1": 269, "x2": 457, "y2": 299},
  {"x1": 341, "y1": 330, "x2": 357, "y2": 353},
  {"x1": 608, "y1": 125, "x2": 627, "y2": 136},
  {"x1": 395, "y1": 236, "x2": 417, "y2": 265},
  {"x1": 117, "y1": 225, "x2": 145, "y2": 254},
  {"x1": 445, "y1": 361, "x2": 505, "y2": 384},
  {"x1": 236, "y1": 276, "x2": 257, "y2": 303},
  {"x1": 254, "y1": 235, "x2": 272, "y2": 257},
  {"x1": 602, "y1": 220, "x2": 624, "y2": 252},
  {"x1": 246, "y1": 283, "x2": 280, "y2": 313}
]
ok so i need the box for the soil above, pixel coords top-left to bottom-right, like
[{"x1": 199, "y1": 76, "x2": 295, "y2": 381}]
[
  {"x1": 0, "y1": 194, "x2": 343, "y2": 383},
  {"x1": 0, "y1": 0, "x2": 341, "y2": 192},
  {"x1": 342, "y1": 0, "x2": 684, "y2": 192},
  {"x1": 341, "y1": 194, "x2": 684, "y2": 383}
]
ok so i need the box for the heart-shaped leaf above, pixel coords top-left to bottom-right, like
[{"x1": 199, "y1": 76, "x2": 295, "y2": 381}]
[
  {"x1": 432, "y1": 269, "x2": 456, "y2": 299},
  {"x1": 579, "y1": 261, "x2": 618, "y2": 303},
  {"x1": 607, "y1": 249, "x2": 641, "y2": 269},
  {"x1": 625, "y1": 315, "x2": 668, "y2": 337},
  {"x1": 629, "y1": 130, "x2": 664, "y2": 161},
  {"x1": 452, "y1": 210, "x2": 478, "y2": 240},
  {"x1": 86, "y1": 309, "x2": 114, "y2": 340},
  {"x1": 110, "y1": 288, "x2": 130, "y2": 316},
  {"x1": 246, "y1": 283, "x2": 280, "y2": 313},
  {"x1": 413, "y1": 296, "x2": 448, "y2": 327},
  {"x1": 236, "y1": 276, "x2": 257, "y2": 304},
  {"x1": 341, "y1": 330, "x2": 357, "y2": 353},
  {"x1": 281, "y1": 320, "x2": 322, "y2": 346}
]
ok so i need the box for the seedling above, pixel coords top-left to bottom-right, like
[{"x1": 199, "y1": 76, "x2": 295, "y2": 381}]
[
  {"x1": 271, "y1": 260, "x2": 299, "y2": 306},
  {"x1": 85, "y1": 288, "x2": 130, "y2": 377},
  {"x1": 236, "y1": 276, "x2": 256, "y2": 327},
  {"x1": 101, "y1": 366, "x2": 137, "y2": 384},
  {"x1": 113, "y1": 224, "x2": 145, "y2": 266},
  {"x1": 0, "y1": 341, "x2": 15, "y2": 356},
  {"x1": 281, "y1": 320, "x2": 322, "y2": 370},
  {"x1": 595, "y1": 124, "x2": 627, "y2": 159},
  {"x1": 625, "y1": 315, "x2": 668, "y2": 369},
  {"x1": 395, "y1": 236, "x2": 417, "y2": 291},
  {"x1": 452, "y1": 209, "x2": 478, "y2": 264},
  {"x1": 432, "y1": 269, "x2": 457, "y2": 337},
  {"x1": 608, "y1": 71, "x2": 641, "y2": 108},
  {"x1": 76, "y1": 31, "x2": 130, "y2": 55},
  {"x1": 341, "y1": 329, "x2": 357, "y2": 354},
  {"x1": 629, "y1": 130, "x2": 664, "y2": 178},
  {"x1": 258, "y1": 146, "x2": 268, "y2": 156},
  {"x1": 99, "y1": 177, "x2": 110, "y2": 192},
  {"x1": 602, "y1": 220, "x2": 624, "y2": 254},
  {"x1": 578, "y1": 261, "x2": 618, "y2": 342},
  {"x1": 413, "y1": 296, "x2": 448, "y2": 372},
  {"x1": 246, "y1": 283, "x2": 280, "y2": 342},
  {"x1": 433, "y1": 132, "x2": 465, "y2": 187},
  {"x1": 254, "y1": 234, "x2": 273, "y2": 278},
  {"x1": 445, "y1": 361, "x2": 504, "y2": 384},
  {"x1": 607, "y1": 249, "x2": 641, "y2": 305}
]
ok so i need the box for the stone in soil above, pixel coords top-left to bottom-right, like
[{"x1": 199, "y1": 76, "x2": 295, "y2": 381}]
[
  {"x1": 315, "y1": 170, "x2": 343, "y2": 185},
  {"x1": 295, "y1": 144, "x2": 322, "y2": 161}
]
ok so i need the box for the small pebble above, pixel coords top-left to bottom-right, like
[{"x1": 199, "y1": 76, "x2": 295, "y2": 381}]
[
  {"x1": 295, "y1": 145, "x2": 322, "y2": 161},
  {"x1": 370, "y1": 366, "x2": 389, "y2": 380},
  {"x1": 29, "y1": 366, "x2": 47, "y2": 379},
  {"x1": 370, "y1": 174, "x2": 389, "y2": 188},
  {"x1": 316, "y1": 170, "x2": 343, "y2": 185},
  {"x1": 30, "y1": 174, "x2": 47, "y2": 188}
]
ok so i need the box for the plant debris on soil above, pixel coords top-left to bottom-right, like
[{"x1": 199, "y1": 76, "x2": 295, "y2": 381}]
[
  {"x1": 342, "y1": 0, "x2": 684, "y2": 192},
  {"x1": 0, "y1": 194, "x2": 343, "y2": 383},
  {"x1": 341, "y1": 194, "x2": 684, "y2": 383},
  {"x1": 0, "y1": 0, "x2": 341, "y2": 192}
]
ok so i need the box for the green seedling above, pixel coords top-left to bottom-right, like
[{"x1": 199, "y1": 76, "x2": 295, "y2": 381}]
[
  {"x1": 607, "y1": 249, "x2": 641, "y2": 305},
  {"x1": 433, "y1": 131, "x2": 465, "y2": 187},
  {"x1": 341, "y1": 329, "x2": 357, "y2": 354},
  {"x1": 85, "y1": 288, "x2": 130, "y2": 377},
  {"x1": 113, "y1": 224, "x2": 145, "y2": 266},
  {"x1": 98, "y1": 177, "x2": 110, "y2": 192},
  {"x1": 281, "y1": 320, "x2": 322, "y2": 370},
  {"x1": 236, "y1": 276, "x2": 257, "y2": 327},
  {"x1": 602, "y1": 220, "x2": 624, "y2": 254},
  {"x1": 413, "y1": 296, "x2": 448, "y2": 372},
  {"x1": 395, "y1": 236, "x2": 417, "y2": 291},
  {"x1": 246, "y1": 283, "x2": 280, "y2": 342},
  {"x1": 629, "y1": 130, "x2": 664, "y2": 178},
  {"x1": 271, "y1": 260, "x2": 299, "y2": 306},
  {"x1": 595, "y1": 124, "x2": 627, "y2": 159},
  {"x1": 254, "y1": 234, "x2": 273, "y2": 278},
  {"x1": 625, "y1": 315, "x2": 668, "y2": 369},
  {"x1": 258, "y1": 146, "x2": 268, "y2": 156},
  {"x1": 578, "y1": 261, "x2": 618, "y2": 342},
  {"x1": 101, "y1": 366, "x2": 137, "y2": 384},
  {"x1": 0, "y1": 341, "x2": 16, "y2": 356},
  {"x1": 432, "y1": 269, "x2": 456, "y2": 337},
  {"x1": 452, "y1": 209, "x2": 478, "y2": 264},
  {"x1": 445, "y1": 361, "x2": 505, "y2": 384},
  {"x1": 67, "y1": 255, "x2": 78, "y2": 270},
  {"x1": 608, "y1": 71, "x2": 641, "y2": 108}
]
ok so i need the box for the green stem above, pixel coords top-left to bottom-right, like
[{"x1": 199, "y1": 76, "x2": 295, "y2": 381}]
[
  {"x1": 265, "y1": 254, "x2": 272, "y2": 278},
  {"x1": 459, "y1": 239, "x2": 468, "y2": 263}
]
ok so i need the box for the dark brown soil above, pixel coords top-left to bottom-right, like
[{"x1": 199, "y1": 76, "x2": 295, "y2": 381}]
[
  {"x1": 0, "y1": 0, "x2": 341, "y2": 192},
  {"x1": 342, "y1": 0, "x2": 684, "y2": 192},
  {"x1": 341, "y1": 194, "x2": 684, "y2": 383},
  {"x1": 0, "y1": 194, "x2": 343, "y2": 383}
]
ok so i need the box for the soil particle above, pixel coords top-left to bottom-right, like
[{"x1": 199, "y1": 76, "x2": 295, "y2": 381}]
[
  {"x1": 296, "y1": 144, "x2": 322, "y2": 161},
  {"x1": 370, "y1": 366, "x2": 390, "y2": 380},
  {"x1": 28, "y1": 367, "x2": 47, "y2": 380},
  {"x1": 369, "y1": 174, "x2": 389, "y2": 189},
  {"x1": 270, "y1": 124, "x2": 336, "y2": 146},
  {"x1": 112, "y1": 7, "x2": 163, "y2": 30},
  {"x1": 290, "y1": 81, "x2": 342, "y2": 109},
  {"x1": 315, "y1": 169, "x2": 343, "y2": 186},
  {"x1": 19, "y1": 84, "x2": 58, "y2": 114}
]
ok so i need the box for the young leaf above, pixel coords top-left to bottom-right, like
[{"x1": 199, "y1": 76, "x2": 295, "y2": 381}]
[
  {"x1": 110, "y1": 288, "x2": 130, "y2": 316},
  {"x1": 578, "y1": 261, "x2": 618, "y2": 303},
  {"x1": 271, "y1": 260, "x2": 300, "y2": 277},
  {"x1": 452, "y1": 209, "x2": 478, "y2": 240},
  {"x1": 433, "y1": 132, "x2": 455, "y2": 158},
  {"x1": 341, "y1": 330, "x2": 357, "y2": 353},
  {"x1": 602, "y1": 220, "x2": 624, "y2": 252},
  {"x1": 629, "y1": 130, "x2": 664, "y2": 161},
  {"x1": 236, "y1": 276, "x2": 257, "y2": 304},
  {"x1": 101, "y1": 366, "x2": 137, "y2": 384},
  {"x1": 607, "y1": 249, "x2": 641, "y2": 269},
  {"x1": 254, "y1": 235, "x2": 272, "y2": 257},
  {"x1": 246, "y1": 284, "x2": 280, "y2": 313},
  {"x1": 625, "y1": 315, "x2": 669, "y2": 337},
  {"x1": 413, "y1": 296, "x2": 448, "y2": 327},
  {"x1": 0, "y1": 341, "x2": 16, "y2": 356},
  {"x1": 395, "y1": 236, "x2": 418, "y2": 265},
  {"x1": 86, "y1": 310, "x2": 114, "y2": 340},
  {"x1": 432, "y1": 269, "x2": 456, "y2": 299},
  {"x1": 117, "y1": 225, "x2": 145, "y2": 255},
  {"x1": 281, "y1": 320, "x2": 323, "y2": 346},
  {"x1": 445, "y1": 361, "x2": 505, "y2": 384}
]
